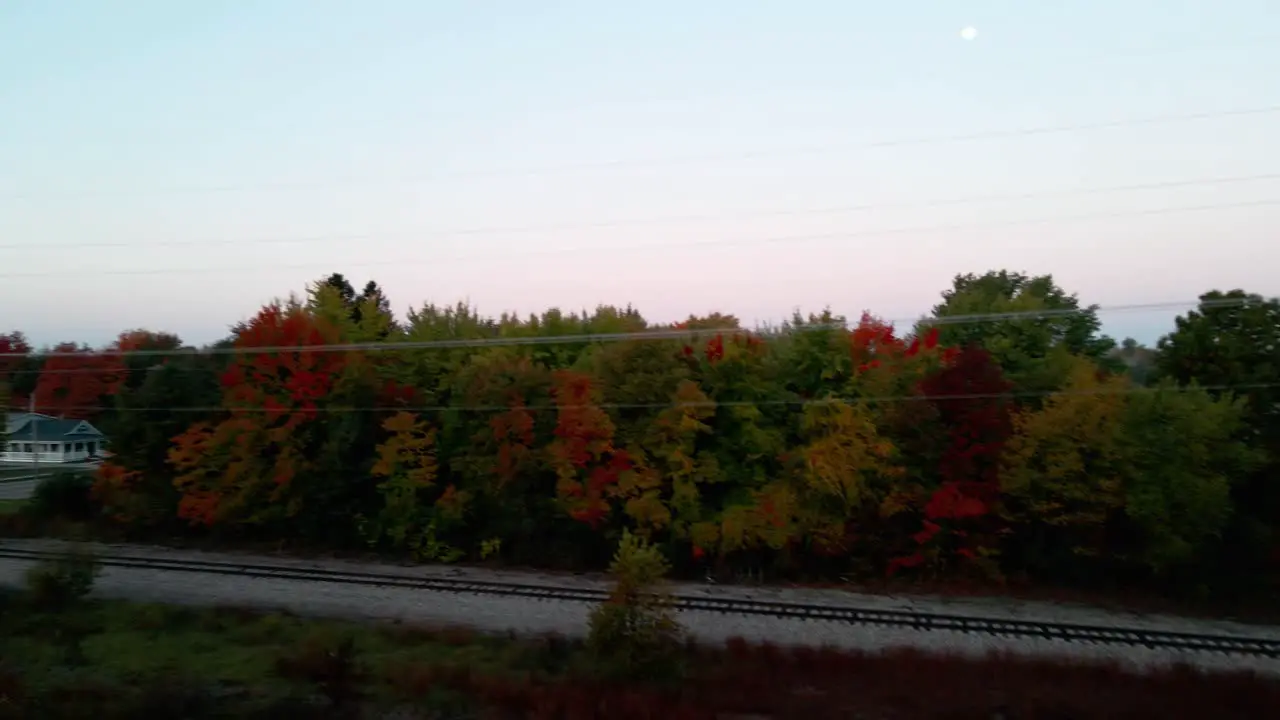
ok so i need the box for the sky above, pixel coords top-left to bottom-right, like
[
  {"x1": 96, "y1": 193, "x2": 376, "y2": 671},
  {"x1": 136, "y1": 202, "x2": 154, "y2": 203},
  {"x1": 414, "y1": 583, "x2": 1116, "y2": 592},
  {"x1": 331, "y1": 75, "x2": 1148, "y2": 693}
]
[{"x1": 2, "y1": 0, "x2": 1278, "y2": 349}]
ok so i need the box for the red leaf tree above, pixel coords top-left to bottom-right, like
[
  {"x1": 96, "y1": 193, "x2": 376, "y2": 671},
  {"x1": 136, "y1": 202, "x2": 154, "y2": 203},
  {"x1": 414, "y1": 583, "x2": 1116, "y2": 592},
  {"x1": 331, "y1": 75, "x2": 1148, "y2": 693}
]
[
  {"x1": 32, "y1": 343, "x2": 125, "y2": 419},
  {"x1": 891, "y1": 346, "x2": 1013, "y2": 576},
  {"x1": 169, "y1": 303, "x2": 348, "y2": 528},
  {"x1": 547, "y1": 370, "x2": 632, "y2": 528}
]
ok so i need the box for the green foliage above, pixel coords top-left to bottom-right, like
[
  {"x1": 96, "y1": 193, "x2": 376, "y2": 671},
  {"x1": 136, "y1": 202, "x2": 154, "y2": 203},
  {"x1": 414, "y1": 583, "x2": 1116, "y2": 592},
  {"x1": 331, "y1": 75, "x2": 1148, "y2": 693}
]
[
  {"x1": 926, "y1": 270, "x2": 1119, "y2": 391},
  {"x1": 26, "y1": 472, "x2": 96, "y2": 523},
  {"x1": 1001, "y1": 359, "x2": 1130, "y2": 565},
  {"x1": 587, "y1": 531, "x2": 685, "y2": 681},
  {"x1": 21, "y1": 549, "x2": 103, "y2": 666},
  {"x1": 24, "y1": 548, "x2": 100, "y2": 611},
  {"x1": 101, "y1": 353, "x2": 221, "y2": 525},
  {"x1": 1153, "y1": 290, "x2": 1280, "y2": 590},
  {"x1": 1120, "y1": 382, "x2": 1256, "y2": 570}
]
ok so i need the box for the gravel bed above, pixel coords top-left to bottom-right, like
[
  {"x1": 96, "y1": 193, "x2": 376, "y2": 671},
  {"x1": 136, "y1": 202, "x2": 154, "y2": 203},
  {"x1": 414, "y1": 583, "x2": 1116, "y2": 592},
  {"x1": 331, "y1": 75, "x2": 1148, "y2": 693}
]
[
  {"x1": 3, "y1": 546, "x2": 1280, "y2": 676},
  {"x1": 7, "y1": 537, "x2": 1280, "y2": 639}
]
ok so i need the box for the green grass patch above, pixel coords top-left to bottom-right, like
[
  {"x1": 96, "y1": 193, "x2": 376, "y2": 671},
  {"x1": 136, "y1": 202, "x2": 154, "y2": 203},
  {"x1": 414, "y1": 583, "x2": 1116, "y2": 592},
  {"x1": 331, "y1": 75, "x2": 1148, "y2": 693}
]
[
  {"x1": 0, "y1": 499, "x2": 26, "y2": 515},
  {"x1": 0, "y1": 589, "x2": 587, "y2": 717}
]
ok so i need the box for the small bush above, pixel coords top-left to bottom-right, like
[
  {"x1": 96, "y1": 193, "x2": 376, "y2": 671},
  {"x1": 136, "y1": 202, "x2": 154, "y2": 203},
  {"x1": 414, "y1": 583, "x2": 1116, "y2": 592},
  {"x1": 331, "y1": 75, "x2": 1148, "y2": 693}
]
[
  {"x1": 25, "y1": 472, "x2": 95, "y2": 522},
  {"x1": 586, "y1": 530, "x2": 685, "y2": 682},
  {"x1": 24, "y1": 548, "x2": 100, "y2": 611}
]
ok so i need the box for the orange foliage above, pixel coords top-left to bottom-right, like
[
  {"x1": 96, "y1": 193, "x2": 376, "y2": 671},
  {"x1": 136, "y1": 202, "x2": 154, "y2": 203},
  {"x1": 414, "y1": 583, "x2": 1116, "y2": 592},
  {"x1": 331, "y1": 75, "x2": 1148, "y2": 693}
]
[
  {"x1": 168, "y1": 305, "x2": 346, "y2": 528},
  {"x1": 90, "y1": 461, "x2": 144, "y2": 524},
  {"x1": 548, "y1": 370, "x2": 632, "y2": 528}
]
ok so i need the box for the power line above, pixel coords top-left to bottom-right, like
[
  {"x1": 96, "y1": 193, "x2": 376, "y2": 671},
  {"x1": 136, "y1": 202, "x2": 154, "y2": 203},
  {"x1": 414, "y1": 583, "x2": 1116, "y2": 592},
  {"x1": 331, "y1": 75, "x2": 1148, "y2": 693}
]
[
  {"x1": 4, "y1": 197, "x2": 1278, "y2": 280},
  {"x1": 0, "y1": 297, "x2": 1263, "y2": 362},
  {"x1": 6, "y1": 105, "x2": 1279, "y2": 200},
  {"x1": 11, "y1": 382, "x2": 1280, "y2": 417},
  {"x1": 6, "y1": 172, "x2": 1279, "y2": 252}
]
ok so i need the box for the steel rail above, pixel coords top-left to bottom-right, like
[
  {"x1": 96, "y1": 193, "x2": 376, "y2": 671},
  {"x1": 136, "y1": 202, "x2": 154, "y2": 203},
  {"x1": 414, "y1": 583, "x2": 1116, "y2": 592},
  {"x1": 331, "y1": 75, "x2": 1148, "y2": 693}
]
[{"x1": 2, "y1": 547, "x2": 1277, "y2": 658}]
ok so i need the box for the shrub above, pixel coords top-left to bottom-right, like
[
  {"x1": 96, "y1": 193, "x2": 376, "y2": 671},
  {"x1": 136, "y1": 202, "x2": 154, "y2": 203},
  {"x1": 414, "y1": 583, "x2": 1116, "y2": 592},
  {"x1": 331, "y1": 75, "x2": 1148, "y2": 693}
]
[
  {"x1": 24, "y1": 548, "x2": 99, "y2": 612},
  {"x1": 25, "y1": 472, "x2": 95, "y2": 523},
  {"x1": 586, "y1": 530, "x2": 685, "y2": 681}
]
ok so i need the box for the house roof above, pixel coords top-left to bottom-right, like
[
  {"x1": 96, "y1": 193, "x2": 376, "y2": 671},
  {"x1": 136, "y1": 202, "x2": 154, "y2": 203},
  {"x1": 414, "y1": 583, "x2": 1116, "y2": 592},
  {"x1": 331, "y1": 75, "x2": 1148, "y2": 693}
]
[
  {"x1": 4, "y1": 412, "x2": 56, "y2": 434},
  {"x1": 5, "y1": 417, "x2": 104, "y2": 442}
]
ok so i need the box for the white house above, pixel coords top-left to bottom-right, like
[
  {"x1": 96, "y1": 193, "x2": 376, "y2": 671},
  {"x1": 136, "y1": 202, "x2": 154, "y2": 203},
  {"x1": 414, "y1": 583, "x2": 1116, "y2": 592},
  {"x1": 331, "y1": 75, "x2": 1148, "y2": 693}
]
[{"x1": 2, "y1": 412, "x2": 107, "y2": 464}]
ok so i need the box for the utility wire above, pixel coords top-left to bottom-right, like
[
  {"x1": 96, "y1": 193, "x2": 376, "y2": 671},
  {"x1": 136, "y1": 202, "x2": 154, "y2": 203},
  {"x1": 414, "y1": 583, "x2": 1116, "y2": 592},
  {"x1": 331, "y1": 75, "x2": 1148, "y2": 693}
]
[
  {"x1": 6, "y1": 104, "x2": 1279, "y2": 199},
  {"x1": 4, "y1": 198, "x2": 1278, "y2": 280},
  {"x1": 6, "y1": 172, "x2": 1279, "y2": 252},
  {"x1": 12, "y1": 382, "x2": 1280, "y2": 417},
  {"x1": 0, "y1": 296, "x2": 1266, "y2": 362}
]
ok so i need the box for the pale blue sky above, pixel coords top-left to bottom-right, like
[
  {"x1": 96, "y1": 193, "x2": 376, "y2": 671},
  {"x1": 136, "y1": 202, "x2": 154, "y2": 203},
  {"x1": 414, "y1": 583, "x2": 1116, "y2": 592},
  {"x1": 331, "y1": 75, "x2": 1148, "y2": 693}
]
[{"x1": 2, "y1": 1, "x2": 1278, "y2": 348}]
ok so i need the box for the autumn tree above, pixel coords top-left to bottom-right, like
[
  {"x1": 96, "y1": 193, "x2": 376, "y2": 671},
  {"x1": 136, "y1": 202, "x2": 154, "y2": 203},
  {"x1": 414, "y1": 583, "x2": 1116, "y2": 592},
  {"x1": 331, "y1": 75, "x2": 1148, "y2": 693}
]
[
  {"x1": 446, "y1": 348, "x2": 558, "y2": 564},
  {"x1": 358, "y1": 411, "x2": 468, "y2": 561},
  {"x1": 618, "y1": 380, "x2": 722, "y2": 549},
  {"x1": 1000, "y1": 359, "x2": 1130, "y2": 576},
  {"x1": 32, "y1": 343, "x2": 126, "y2": 420},
  {"x1": 683, "y1": 331, "x2": 789, "y2": 576},
  {"x1": 114, "y1": 330, "x2": 183, "y2": 389},
  {"x1": 887, "y1": 347, "x2": 1012, "y2": 578},
  {"x1": 584, "y1": 339, "x2": 718, "y2": 549},
  {"x1": 548, "y1": 370, "x2": 631, "y2": 529},
  {"x1": 792, "y1": 398, "x2": 900, "y2": 561},
  {"x1": 692, "y1": 331, "x2": 787, "y2": 498},
  {"x1": 168, "y1": 303, "x2": 358, "y2": 539},
  {"x1": 93, "y1": 351, "x2": 222, "y2": 528}
]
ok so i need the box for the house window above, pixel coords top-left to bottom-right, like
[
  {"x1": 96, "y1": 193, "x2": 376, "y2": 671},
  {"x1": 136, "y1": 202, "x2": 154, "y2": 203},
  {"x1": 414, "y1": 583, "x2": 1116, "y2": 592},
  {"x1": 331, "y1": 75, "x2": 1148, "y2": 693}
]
[
  {"x1": 74, "y1": 442, "x2": 84, "y2": 451},
  {"x1": 22, "y1": 444, "x2": 32, "y2": 453}
]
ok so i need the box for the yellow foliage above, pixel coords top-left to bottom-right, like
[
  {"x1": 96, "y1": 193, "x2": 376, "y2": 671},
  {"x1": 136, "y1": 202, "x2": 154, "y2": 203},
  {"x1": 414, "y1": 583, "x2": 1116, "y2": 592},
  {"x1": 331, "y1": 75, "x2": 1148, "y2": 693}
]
[
  {"x1": 619, "y1": 380, "x2": 718, "y2": 538},
  {"x1": 799, "y1": 400, "x2": 898, "y2": 511},
  {"x1": 1000, "y1": 359, "x2": 1128, "y2": 548},
  {"x1": 373, "y1": 411, "x2": 438, "y2": 490}
]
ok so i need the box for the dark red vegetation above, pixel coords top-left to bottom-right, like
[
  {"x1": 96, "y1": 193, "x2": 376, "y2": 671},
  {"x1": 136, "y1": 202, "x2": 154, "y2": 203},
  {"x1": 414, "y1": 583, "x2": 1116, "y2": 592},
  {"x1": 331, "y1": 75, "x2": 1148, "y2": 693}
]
[{"x1": 390, "y1": 635, "x2": 1279, "y2": 719}]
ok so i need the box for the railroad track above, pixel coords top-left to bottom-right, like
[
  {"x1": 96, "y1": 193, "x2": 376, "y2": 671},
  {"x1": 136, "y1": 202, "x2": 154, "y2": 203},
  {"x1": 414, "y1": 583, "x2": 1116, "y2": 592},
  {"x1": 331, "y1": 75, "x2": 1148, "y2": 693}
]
[{"x1": 3, "y1": 546, "x2": 1278, "y2": 659}]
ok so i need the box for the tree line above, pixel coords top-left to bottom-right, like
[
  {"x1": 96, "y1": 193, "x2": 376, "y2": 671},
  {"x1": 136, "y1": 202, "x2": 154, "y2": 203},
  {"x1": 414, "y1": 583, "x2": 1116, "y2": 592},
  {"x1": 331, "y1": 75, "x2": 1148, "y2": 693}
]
[{"x1": 2, "y1": 270, "x2": 1278, "y2": 602}]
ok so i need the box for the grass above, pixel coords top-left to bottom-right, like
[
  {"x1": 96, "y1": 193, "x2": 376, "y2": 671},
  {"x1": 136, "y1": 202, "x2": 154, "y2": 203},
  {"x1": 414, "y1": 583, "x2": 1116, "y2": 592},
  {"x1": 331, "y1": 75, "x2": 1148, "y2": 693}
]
[
  {"x1": 1, "y1": 593, "x2": 549, "y2": 717},
  {"x1": 3, "y1": 583, "x2": 1280, "y2": 718},
  {"x1": 0, "y1": 499, "x2": 26, "y2": 515}
]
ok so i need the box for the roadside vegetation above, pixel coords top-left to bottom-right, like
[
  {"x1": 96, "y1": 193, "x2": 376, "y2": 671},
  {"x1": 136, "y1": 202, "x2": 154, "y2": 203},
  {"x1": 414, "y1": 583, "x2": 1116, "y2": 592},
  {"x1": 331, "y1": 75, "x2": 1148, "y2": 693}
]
[{"x1": 3, "y1": 544, "x2": 1279, "y2": 718}]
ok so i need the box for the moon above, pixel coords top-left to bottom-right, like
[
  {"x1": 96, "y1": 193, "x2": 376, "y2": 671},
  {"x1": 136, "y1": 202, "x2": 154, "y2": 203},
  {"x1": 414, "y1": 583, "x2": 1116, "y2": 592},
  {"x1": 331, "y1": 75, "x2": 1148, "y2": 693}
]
[{"x1": 960, "y1": 26, "x2": 978, "y2": 41}]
